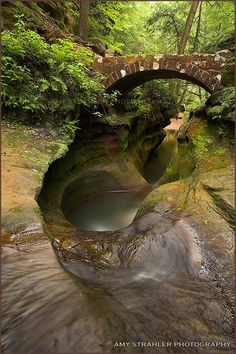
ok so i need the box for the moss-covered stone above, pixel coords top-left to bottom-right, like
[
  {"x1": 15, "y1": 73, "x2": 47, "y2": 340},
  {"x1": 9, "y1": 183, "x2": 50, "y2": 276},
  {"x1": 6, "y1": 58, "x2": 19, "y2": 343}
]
[
  {"x1": 205, "y1": 87, "x2": 235, "y2": 123},
  {"x1": 177, "y1": 121, "x2": 189, "y2": 142},
  {"x1": 2, "y1": 122, "x2": 67, "y2": 238},
  {"x1": 2, "y1": 0, "x2": 81, "y2": 42},
  {"x1": 221, "y1": 62, "x2": 235, "y2": 87},
  {"x1": 210, "y1": 87, "x2": 234, "y2": 106},
  {"x1": 206, "y1": 105, "x2": 225, "y2": 120}
]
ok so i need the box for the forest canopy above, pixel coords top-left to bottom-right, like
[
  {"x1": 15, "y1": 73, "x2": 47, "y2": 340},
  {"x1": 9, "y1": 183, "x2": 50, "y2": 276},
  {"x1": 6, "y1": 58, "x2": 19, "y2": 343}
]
[
  {"x1": 2, "y1": 1, "x2": 234, "y2": 55},
  {"x1": 1, "y1": 1, "x2": 234, "y2": 128}
]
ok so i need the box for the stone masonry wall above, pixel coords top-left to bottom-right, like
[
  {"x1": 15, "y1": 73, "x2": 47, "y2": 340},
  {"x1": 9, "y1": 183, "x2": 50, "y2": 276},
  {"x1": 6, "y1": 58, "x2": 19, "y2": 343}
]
[{"x1": 93, "y1": 51, "x2": 230, "y2": 93}]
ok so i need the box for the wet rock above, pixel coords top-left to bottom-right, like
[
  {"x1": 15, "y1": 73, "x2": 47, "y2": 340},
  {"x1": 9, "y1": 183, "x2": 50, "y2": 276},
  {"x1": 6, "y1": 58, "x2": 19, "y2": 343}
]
[
  {"x1": 193, "y1": 105, "x2": 207, "y2": 118},
  {"x1": 177, "y1": 122, "x2": 189, "y2": 142},
  {"x1": 221, "y1": 62, "x2": 235, "y2": 87},
  {"x1": 201, "y1": 166, "x2": 234, "y2": 227},
  {"x1": 2, "y1": 113, "x2": 234, "y2": 353},
  {"x1": 216, "y1": 33, "x2": 235, "y2": 53},
  {"x1": 205, "y1": 87, "x2": 235, "y2": 123}
]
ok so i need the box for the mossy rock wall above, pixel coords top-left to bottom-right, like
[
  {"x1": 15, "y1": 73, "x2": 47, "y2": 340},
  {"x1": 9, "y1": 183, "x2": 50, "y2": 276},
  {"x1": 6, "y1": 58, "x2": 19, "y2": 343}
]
[
  {"x1": 2, "y1": 0, "x2": 81, "y2": 42},
  {"x1": 38, "y1": 120, "x2": 154, "y2": 214},
  {"x1": 205, "y1": 87, "x2": 235, "y2": 123}
]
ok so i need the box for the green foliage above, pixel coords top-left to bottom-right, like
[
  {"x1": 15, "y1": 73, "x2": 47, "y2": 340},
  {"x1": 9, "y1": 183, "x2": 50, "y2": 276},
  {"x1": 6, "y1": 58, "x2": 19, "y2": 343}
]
[
  {"x1": 53, "y1": 143, "x2": 70, "y2": 160},
  {"x1": 88, "y1": 1, "x2": 158, "y2": 55},
  {"x1": 193, "y1": 135, "x2": 212, "y2": 154},
  {"x1": 200, "y1": 1, "x2": 234, "y2": 53},
  {"x1": 213, "y1": 147, "x2": 227, "y2": 156},
  {"x1": 206, "y1": 87, "x2": 235, "y2": 122},
  {"x1": 191, "y1": 123, "x2": 213, "y2": 155},
  {"x1": 146, "y1": 1, "x2": 234, "y2": 54},
  {"x1": 202, "y1": 219, "x2": 209, "y2": 225},
  {"x1": 89, "y1": 2, "x2": 131, "y2": 53},
  {"x1": 111, "y1": 2, "x2": 158, "y2": 55},
  {"x1": 61, "y1": 118, "x2": 79, "y2": 142},
  {"x1": 103, "y1": 113, "x2": 123, "y2": 126},
  {"x1": 147, "y1": 1, "x2": 189, "y2": 53},
  {"x1": 127, "y1": 80, "x2": 178, "y2": 121},
  {"x1": 3, "y1": 1, "x2": 234, "y2": 58},
  {"x1": 2, "y1": 2, "x2": 234, "y2": 131},
  {"x1": 217, "y1": 127, "x2": 224, "y2": 136},
  {"x1": 2, "y1": 15, "x2": 114, "y2": 126},
  {"x1": 221, "y1": 96, "x2": 234, "y2": 112},
  {"x1": 134, "y1": 103, "x2": 151, "y2": 119}
]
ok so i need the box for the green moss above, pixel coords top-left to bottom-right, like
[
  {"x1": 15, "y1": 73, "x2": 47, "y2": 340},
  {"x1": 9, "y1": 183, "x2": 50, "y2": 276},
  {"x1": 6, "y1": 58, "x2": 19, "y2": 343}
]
[
  {"x1": 190, "y1": 123, "x2": 213, "y2": 155},
  {"x1": 221, "y1": 62, "x2": 235, "y2": 87},
  {"x1": 9, "y1": 206, "x2": 23, "y2": 213},
  {"x1": 206, "y1": 105, "x2": 224, "y2": 120},
  {"x1": 53, "y1": 143, "x2": 69, "y2": 160},
  {"x1": 211, "y1": 87, "x2": 234, "y2": 106},
  {"x1": 213, "y1": 146, "x2": 227, "y2": 156},
  {"x1": 206, "y1": 87, "x2": 235, "y2": 123},
  {"x1": 2, "y1": 122, "x2": 69, "y2": 175},
  {"x1": 135, "y1": 193, "x2": 164, "y2": 218}
]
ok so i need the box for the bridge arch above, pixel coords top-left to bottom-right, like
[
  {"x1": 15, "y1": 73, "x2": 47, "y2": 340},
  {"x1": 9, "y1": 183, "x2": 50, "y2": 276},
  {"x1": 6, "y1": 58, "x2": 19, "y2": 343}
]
[{"x1": 93, "y1": 52, "x2": 229, "y2": 94}]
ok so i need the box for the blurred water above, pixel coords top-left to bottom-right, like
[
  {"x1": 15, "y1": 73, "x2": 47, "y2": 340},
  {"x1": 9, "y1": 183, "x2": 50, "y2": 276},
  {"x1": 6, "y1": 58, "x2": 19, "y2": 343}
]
[
  {"x1": 65, "y1": 190, "x2": 149, "y2": 231},
  {"x1": 2, "y1": 124, "x2": 234, "y2": 353},
  {"x1": 64, "y1": 130, "x2": 179, "y2": 232},
  {"x1": 143, "y1": 130, "x2": 178, "y2": 186}
]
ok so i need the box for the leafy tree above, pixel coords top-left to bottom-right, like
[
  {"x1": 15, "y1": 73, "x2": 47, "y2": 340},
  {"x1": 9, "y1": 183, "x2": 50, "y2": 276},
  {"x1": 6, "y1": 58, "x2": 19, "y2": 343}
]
[
  {"x1": 78, "y1": 0, "x2": 89, "y2": 41},
  {"x1": 2, "y1": 15, "x2": 117, "y2": 126},
  {"x1": 125, "y1": 80, "x2": 178, "y2": 122},
  {"x1": 178, "y1": 0, "x2": 200, "y2": 54},
  {"x1": 147, "y1": 1, "x2": 190, "y2": 54},
  {"x1": 88, "y1": 1, "x2": 134, "y2": 53},
  {"x1": 146, "y1": 0, "x2": 234, "y2": 54},
  {"x1": 200, "y1": 0, "x2": 234, "y2": 53}
]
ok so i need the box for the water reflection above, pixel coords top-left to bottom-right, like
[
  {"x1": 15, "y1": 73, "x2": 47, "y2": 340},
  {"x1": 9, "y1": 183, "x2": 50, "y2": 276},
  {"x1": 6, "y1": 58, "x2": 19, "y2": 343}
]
[
  {"x1": 63, "y1": 130, "x2": 193, "y2": 232},
  {"x1": 3, "y1": 119, "x2": 233, "y2": 352},
  {"x1": 143, "y1": 130, "x2": 178, "y2": 186},
  {"x1": 65, "y1": 190, "x2": 149, "y2": 232}
]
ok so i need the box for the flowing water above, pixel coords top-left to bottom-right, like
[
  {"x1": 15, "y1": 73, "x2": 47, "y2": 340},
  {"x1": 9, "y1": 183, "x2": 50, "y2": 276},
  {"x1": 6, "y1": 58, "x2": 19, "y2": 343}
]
[
  {"x1": 64, "y1": 190, "x2": 149, "y2": 231},
  {"x1": 2, "y1": 126, "x2": 234, "y2": 352},
  {"x1": 143, "y1": 129, "x2": 178, "y2": 186},
  {"x1": 63, "y1": 130, "x2": 181, "y2": 232}
]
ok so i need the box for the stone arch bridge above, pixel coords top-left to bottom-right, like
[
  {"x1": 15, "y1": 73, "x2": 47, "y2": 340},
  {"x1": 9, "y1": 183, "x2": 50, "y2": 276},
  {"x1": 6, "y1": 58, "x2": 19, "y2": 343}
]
[{"x1": 93, "y1": 51, "x2": 229, "y2": 94}]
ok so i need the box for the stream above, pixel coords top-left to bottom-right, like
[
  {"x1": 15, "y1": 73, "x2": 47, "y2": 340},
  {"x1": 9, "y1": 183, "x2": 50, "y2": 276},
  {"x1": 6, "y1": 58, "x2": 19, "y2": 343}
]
[
  {"x1": 143, "y1": 129, "x2": 178, "y2": 186},
  {"x1": 63, "y1": 130, "x2": 179, "y2": 232},
  {"x1": 2, "y1": 127, "x2": 234, "y2": 353}
]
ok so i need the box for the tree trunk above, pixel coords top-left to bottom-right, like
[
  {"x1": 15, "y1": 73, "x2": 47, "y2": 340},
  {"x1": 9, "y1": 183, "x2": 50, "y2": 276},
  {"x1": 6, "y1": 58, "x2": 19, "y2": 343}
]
[
  {"x1": 175, "y1": 1, "x2": 200, "y2": 100},
  {"x1": 178, "y1": 83, "x2": 189, "y2": 108},
  {"x1": 79, "y1": 1, "x2": 89, "y2": 42},
  {"x1": 178, "y1": 0, "x2": 200, "y2": 54},
  {"x1": 178, "y1": 1, "x2": 202, "y2": 107},
  {"x1": 193, "y1": 1, "x2": 202, "y2": 52},
  {"x1": 198, "y1": 87, "x2": 202, "y2": 100}
]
